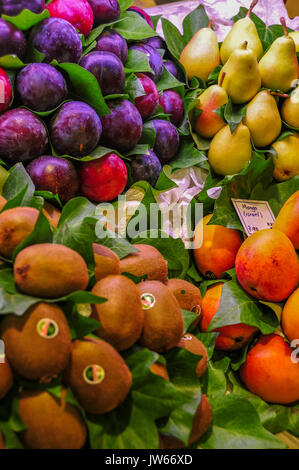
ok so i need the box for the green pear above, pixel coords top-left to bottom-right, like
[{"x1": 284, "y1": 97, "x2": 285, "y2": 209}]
[
  {"x1": 220, "y1": 0, "x2": 263, "y2": 64},
  {"x1": 282, "y1": 84, "x2": 299, "y2": 128},
  {"x1": 208, "y1": 123, "x2": 252, "y2": 176},
  {"x1": 243, "y1": 90, "x2": 282, "y2": 147},
  {"x1": 194, "y1": 72, "x2": 228, "y2": 139},
  {"x1": 270, "y1": 133, "x2": 299, "y2": 181},
  {"x1": 219, "y1": 41, "x2": 261, "y2": 104},
  {"x1": 180, "y1": 22, "x2": 220, "y2": 81},
  {"x1": 289, "y1": 31, "x2": 299, "y2": 52},
  {"x1": 258, "y1": 18, "x2": 298, "y2": 93}
]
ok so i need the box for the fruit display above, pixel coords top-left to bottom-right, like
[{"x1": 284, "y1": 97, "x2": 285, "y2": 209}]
[{"x1": 0, "y1": 0, "x2": 298, "y2": 452}]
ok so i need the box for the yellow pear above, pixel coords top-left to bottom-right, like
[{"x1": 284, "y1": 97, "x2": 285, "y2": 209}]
[
  {"x1": 270, "y1": 133, "x2": 299, "y2": 181},
  {"x1": 180, "y1": 21, "x2": 220, "y2": 81},
  {"x1": 194, "y1": 72, "x2": 228, "y2": 139},
  {"x1": 243, "y1": 90, "x2": 282, "y2": 147},
  {"x1": 220, "y1": 0, "x2": 263, "y2": 64},
  {"x1": 289, "y1": 31, "x2": 299, "y2": 52},
  {"x1": 219, "y1": 41, "x2": 261, "y2": 104},
  {"x1": 258, "y1": 18, "x2": 298, "y2": 93},
  {"x1": 281, "y1": 84, "x2": 299, "y2": 128},
  {"x1": 208, "y1": 123, "x2": 252, "y2": 176}
]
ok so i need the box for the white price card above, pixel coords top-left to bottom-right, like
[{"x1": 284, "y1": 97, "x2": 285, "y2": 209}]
[{"x1": 231, "y1": 199, "x2": 276, "y2": 237}]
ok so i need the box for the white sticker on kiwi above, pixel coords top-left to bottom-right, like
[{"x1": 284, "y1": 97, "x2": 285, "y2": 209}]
[
  {"x1": 182, "y1": 333, "x2": 193, "y2": 341},
  {"x1": 37, "y1": 319, "x2": 59, "y2": 339},
  {"x1": 141, "y1": 293, "x2": 156, "y2": 310},
  {"x1": 83, "y1": 365, "x2": 105, "y2": 385}
]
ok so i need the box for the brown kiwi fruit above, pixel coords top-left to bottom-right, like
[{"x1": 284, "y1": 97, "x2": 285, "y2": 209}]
[
  {"x1": 14, "y1": 243, "x2": 89, "y2": 298},
  {"x1": 93, "y1": 243, "x2": 120, "y2": 281},
  {"x1": 0, "y1": 195, "x2": 7, "y2": 211},
  {"x1": 159, "y1": 394, "x2": 212, "y2": 448},
  {"x1": 1, "y1": 303, "x2": 71, "y2": 382},
  {"x1": 64, "y1": 337, "x2": 132, "y2": 414},
  {"x1": 0, "y1": 431, "x2": 5, "y2": 449},
  {"x1": 137, "y1": 280, "x2": 184, "y2": 353},
  {"x1": 120, "y1": 244, "x2": 168, "y2": 281},
  {"x1": 0, "y1": 357, "x2": 13, "y2": 399},
  {"x1": 42, "y1": 202, "x2": 61, "y2": 228},
  {"x1": 167, "y1": 279, "x2": 202, "y2": 325},
  {"x1": 92, "y1": 274, "x2": 144, "y2": 351},
  {"x1": 19, "y1": 388, "x2": 87, "y2": 449},
  {"x1": 177, "y1": 333, "x2": 208, "y2": 378},
  {"x1": 150, "y1": 362, "x2": 169, "y2": 381},
  {"x1": 0, "y1": 207, "x2": 39, "y2": 258}
]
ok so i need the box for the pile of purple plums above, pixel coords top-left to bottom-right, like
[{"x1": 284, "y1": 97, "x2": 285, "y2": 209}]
[{"x1": 0, "y1": 0, "x2": 185, "y2": 203}]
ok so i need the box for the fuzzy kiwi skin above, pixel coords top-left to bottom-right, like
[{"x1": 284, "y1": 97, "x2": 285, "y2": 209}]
[
  {"x1": 0, "y1": 358, "x2": 13, "y2": 400},
  {"x1": 177, "y1": 333, "x2": 208, "y2": 378},
  {"x1": 137, "y1": 280, "x2": 184, "y2": 353},
  {"x1": 120, "y1": 244, "x2": 168, "y2": 281},
  {"x1": 150, "y1": 362, "x2": 169, "y2": 381},
  {"x1": 1, "y1": 303, "x2": 71, "y2": 382},
  {"x1": 159, "y1": 395, "x2": 212, "y2": 448},
  {"x1": 92, "y1": 274, "x2": 144, "y2": 351},
  {"x1": 167, "y1": 279, "x2": 202, "y2": 325},
  {"x1": 42, "y1": 202, "x2": 61, "y2": 228},
  {"x1": 0, "y1": 431, "x2": 5, "y2": 449},
  {"x1": 19, "y1": 388, "x2": 87, "y2": 449},
  {"x1": 93, "y1": 243, "x2": 120, "y2": 281},
  {"x1": 14, "y1": 243, "x2": 89, "y2": 298},
  {"x1": 0, "y1": 207, "x2": 39, "y2": 258},
  {"x1": 64, "y1": 337, "x2": 132, "y2": 415}
]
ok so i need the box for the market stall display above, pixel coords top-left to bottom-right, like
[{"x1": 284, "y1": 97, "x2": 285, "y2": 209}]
[{"x1": 0, "y1": 0, "x2": 298, "y2": 450}]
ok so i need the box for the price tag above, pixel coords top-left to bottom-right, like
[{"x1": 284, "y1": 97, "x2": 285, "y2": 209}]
[{"x1": 232, "y1": 199, "x2": 276, "y2": 237}]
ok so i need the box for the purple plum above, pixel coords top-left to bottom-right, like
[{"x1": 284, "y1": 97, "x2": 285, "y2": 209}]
[
  {"x1": 1, "y1": 0, "x2": 45, "y2": 16},
  {"x1": 27, "y1": 155, "x2": 79, "y2": 204},
  {"x1": 129, "y1": 43, "x2": 163, "y2": 83},
  {"x1": 164, "y1": 59, "x2": 184, "y2": 82},
  {"x1": 152, "y1": 119, "x2": 180, "y2": 164},
  {"x1": 50, "y1": 101, "x2": 102, "y2": 157},
  {"x1": 30, "y1": 18, "x2": 82, "y2": 64},
  {"x1": 142, "y1": 36, "x2": 166, "y2": 50},
  {"x1": 130, "y1": 149, "x2": 162, "y2": 187},
  {"x1": 87, "y1": 0, "x2": 120, "y2": 25},
  {"x1": 134, "y1": 73, "x2": 159, "y2": 120},
  {"x1": 0, "y1": 109, "x2": 48, "y2": 163},
  {"x1": 95, "y1": 29, "x2": 128, "y2": 64},
  {"x1": 0, "y1": 18, "x2": 26, "y2": 59},
  {"x1": 101, "y1": 99, "x2": 142, "y2": 152},
  {"x1": 79, "y1": 51, "x2": 125, "y2": 96},
  {"x1": 159, "y1": 90, "x2": 183, "y2": 126},
  {"x1": 16, "y1": 63, "x2": 67, "y2": 112}
]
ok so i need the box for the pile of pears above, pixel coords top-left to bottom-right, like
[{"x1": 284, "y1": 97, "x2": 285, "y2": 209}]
[{"x1": 180, "y1": 0, "x2": 299, "y2": 179}]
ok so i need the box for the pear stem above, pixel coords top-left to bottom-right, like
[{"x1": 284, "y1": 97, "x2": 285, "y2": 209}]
[
  {"x1": 270, "y1": 91, "x2": 289, "y2": 98},
  {"x1": 247, "y1": 0, "x2": 258, "y2": 17},
  {"x1": 241, "y1": 41, "x2": 248, "y2": 50},
  {"x1": 219, "y1": 72, "x2": 226, "y2": 87},
  {"x1": 280, "y1": 17, "x2": 288, "y2": 37}
]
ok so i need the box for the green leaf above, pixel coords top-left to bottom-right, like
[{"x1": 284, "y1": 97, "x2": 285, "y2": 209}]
[
  {"x1": 160, "y1": 348, "x2": 202, "y2": 444},
  {"x1": 2, "y1": 163, "x2": 35, "y2": 207},
  {"x1": 222, "y1": 99, "x2": 247, "y2": 133},
  {"x1": 85, "y1": 19, "x2": 124, "y2": 46},
  {"x1": 161, "y1": 18, "x2": 186, "y2": 61},
  {"x1": 200, "y1": 393, "x2": 286, "y2": 449},
  {"x1": 210, "y1": 154, "x2": 274, "y2": 231},
  {"x1": 125, "y1": 49, "x2": 153, "y2": 74},
  {"x1": 0, "y1": 55, "x2": 25, "y2": 69},
  {"x1": 182, "y1": 309, "x2": 199, "y2": 333},
  {"x1": 182, "y1": 4, "x2": 209, "y2": 43},
  {"x1": 168, "y1": 137, "x2": 208, "y2": 172},
  {"x1": 156, "y1": 66, "x2": 185, "y2": 92},
  {"x1": 68, "y1": 310, "x2": 101, "y2": 340},
  {"x1": 125, "y1": 73, "x2": 146, "y2": 101},
  {"x1": 132, "y1": 229, "x2": 190, "y2": 278},
  {"x1": 250, "y1": 176, "x2": 299, "y2": 217},
  {"x1": 114, "y1": 11, "x2": 157, "y2": 40},
  {"x1": 208, "y1": 276, "x2": 278, "y2": 334},
  {"x1": 2, "y1": 9, "x2": 50, "y2": 30},
  {"x1": 57, "y1": 63, "x2": 110, "y2": 117}
]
